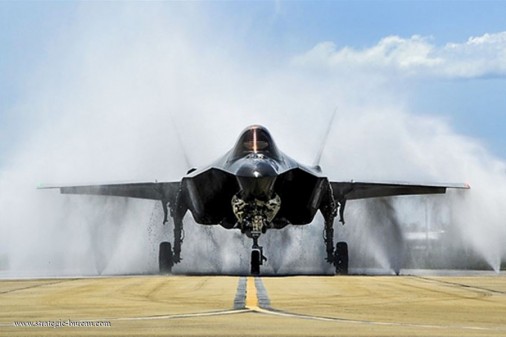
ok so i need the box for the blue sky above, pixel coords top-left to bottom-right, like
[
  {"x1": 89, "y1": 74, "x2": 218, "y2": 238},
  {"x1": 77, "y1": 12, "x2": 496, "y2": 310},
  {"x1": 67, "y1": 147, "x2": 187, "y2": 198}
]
[{"x1": 1, "y1": 1, "x2": 506, "y2": 166}]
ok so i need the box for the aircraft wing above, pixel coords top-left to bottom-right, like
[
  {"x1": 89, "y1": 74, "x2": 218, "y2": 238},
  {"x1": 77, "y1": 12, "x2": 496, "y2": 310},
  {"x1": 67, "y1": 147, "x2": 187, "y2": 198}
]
[
  {"x1": 39, "y1": 181, "x2": 180, "y2": 201},
  {"x1": 330, "y1": 180, "x2": 470, "y2": 201}
]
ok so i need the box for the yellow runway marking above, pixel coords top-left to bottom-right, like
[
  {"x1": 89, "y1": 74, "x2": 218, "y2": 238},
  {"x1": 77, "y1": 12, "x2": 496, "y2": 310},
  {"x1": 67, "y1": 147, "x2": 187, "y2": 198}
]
[{"x1": 245, "y1": 277, "x2": 258, "y2": 309}]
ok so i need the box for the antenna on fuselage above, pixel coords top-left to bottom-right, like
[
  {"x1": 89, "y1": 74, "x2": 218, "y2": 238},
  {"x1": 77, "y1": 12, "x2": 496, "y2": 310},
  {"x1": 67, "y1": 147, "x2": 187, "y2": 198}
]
[{"x1": 313, "y1": 108, "x2": 337, "y2": 167}]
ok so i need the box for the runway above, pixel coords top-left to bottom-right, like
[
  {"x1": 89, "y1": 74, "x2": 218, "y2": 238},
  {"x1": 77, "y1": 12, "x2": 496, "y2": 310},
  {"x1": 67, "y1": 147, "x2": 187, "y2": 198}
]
[{"x1": 1, "y1": 273, "x2": 506, "y2": 336}]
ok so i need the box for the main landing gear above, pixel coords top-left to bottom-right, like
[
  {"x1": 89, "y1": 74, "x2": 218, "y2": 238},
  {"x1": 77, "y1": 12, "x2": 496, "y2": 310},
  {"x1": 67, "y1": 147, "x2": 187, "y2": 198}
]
[
  {"x1": 334, "y1": 241, "x2": 349, "y2": 275},
  {"x1": 158, "y1": 194, "x2": 186, "y2": 274},
  {"x1": 324, "y1": 226, "x2": 349, "y2": 275},
  {"x1": 322, "y1": 189, "x2": 349, "y2": 275},
  {"x1": 158, "y1": 219, "x2": 183, "y2": 274},
  {"x1": 324, "y1": 218, "x2": 349, "y2": 275},
  {"x1": 159, "y1": 242, "x2": 174, "y2": 274}
]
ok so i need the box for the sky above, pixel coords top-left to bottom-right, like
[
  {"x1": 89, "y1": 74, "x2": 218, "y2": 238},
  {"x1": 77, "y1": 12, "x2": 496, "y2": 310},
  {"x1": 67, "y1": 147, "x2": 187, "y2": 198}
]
[
  {"x1": 0, "y1": 1, "x2": 505, "y2": 165},
  {"x1": 1, "y1": 1, "x2": 506, "y2": 275}
]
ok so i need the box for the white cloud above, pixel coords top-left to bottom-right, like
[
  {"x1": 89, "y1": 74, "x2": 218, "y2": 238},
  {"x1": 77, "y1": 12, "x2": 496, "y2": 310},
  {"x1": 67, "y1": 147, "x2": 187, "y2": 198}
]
[{"x1": 292, "y1": 32, "x2": 506, "y2": 79}]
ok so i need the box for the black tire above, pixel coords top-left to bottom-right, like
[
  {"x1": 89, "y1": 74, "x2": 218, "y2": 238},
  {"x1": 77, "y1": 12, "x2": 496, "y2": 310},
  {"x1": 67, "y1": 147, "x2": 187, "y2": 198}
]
[
  {"x1": 251, "y1": 250, "x2": 261, "y2": 275},
  {"x1": 159, "y1": 242, "x2": 174, "y2": 274},
  {"x1": 335, "y1": 241, "x2": 349, "y2": 275}
]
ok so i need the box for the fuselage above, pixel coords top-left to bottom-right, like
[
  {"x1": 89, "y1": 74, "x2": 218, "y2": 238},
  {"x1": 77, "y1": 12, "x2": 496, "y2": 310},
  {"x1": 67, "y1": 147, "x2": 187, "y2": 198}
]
[{"x1": 180, "y1": 125, "x2": 329, "y2": 234}]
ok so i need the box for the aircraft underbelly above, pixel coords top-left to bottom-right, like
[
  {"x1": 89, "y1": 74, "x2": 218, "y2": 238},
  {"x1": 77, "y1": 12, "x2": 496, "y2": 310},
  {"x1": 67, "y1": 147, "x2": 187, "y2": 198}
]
[
  {"x1": 183, "y1": 167, "x2": 327, "y2": 227},
  {"x1": 183, "y1": 169, "x2": 238, "y2": 225},
  {"x1": 274, "y1": 169, "x2": 327, "y2": 225}
]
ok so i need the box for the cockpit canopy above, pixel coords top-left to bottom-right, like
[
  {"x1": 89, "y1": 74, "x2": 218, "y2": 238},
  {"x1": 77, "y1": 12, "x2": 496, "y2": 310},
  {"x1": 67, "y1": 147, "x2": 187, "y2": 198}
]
[{"x1": 231, "y1": 125, "x2": 280, "y2": 160}]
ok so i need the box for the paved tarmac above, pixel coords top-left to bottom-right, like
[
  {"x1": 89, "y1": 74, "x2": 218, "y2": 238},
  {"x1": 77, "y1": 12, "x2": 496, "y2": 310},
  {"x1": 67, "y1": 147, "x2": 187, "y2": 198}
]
[{"x1": 1, "y1": 273, "x2": 506, "y2": 336}]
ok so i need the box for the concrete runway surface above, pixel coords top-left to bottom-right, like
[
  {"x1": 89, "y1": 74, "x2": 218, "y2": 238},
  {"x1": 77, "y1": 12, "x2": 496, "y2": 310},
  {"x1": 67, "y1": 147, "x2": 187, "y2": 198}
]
[{"x1": 1, "y1": 273, "x2": 506, "y2": 336}]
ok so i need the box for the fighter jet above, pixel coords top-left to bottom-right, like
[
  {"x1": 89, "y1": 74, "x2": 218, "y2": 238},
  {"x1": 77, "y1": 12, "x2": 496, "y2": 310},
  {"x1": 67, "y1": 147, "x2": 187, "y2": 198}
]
[{"x1": 41, "y1": 125, "x2": 469, "y2": 274}]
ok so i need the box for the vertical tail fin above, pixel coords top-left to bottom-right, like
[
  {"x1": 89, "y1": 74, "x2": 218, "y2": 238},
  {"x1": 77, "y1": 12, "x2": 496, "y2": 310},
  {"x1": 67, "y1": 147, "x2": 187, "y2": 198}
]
[
  {"x1": 169, "y1": 112, "x2": 193, "y2": 170},
  {"x1": 313, "y1": 108, "x2": 337, "y2": 167}
]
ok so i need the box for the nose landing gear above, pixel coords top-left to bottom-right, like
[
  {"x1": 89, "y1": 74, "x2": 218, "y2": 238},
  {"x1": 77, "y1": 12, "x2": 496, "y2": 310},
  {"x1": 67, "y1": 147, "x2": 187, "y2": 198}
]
[
  {"x1": 250, "y1": 235, "x2": 267, "y2": 275},
  {"x1": 232, "y1": 194, "x2": 279, "y2": 275}
]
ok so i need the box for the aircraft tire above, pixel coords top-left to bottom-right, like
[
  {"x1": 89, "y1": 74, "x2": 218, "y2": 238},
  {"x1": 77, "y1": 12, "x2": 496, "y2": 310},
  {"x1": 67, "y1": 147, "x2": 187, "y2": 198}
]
[
  {"x1": 335, "y1": 241, "x2": 349, "y2": 275},
  {"x1": 251, "y1": 250, "x2": 261, "y2": 275},
  {"x1": 159, "y1": 241, "x2": 174, "y2": 274}
]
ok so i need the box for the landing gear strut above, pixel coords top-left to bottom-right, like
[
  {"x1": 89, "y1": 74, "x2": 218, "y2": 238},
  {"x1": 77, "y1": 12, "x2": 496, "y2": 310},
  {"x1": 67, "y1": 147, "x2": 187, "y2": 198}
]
[
  {"x1": 324, "y1": 218, "x2": 349, "y2": 275},
  {"x1": 158, "y1": 190, "x2": 186, "y2": 274},
  {"x1": 321, "y1": 185, "x2": 349, "y2": 275}
]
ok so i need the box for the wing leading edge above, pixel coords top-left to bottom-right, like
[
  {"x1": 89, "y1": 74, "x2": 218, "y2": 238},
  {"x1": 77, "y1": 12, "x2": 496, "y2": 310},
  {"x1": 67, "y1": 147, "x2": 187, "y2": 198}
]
[
  {"x1": 39, "y1": 181, "x2": 181, "y2": 224},
  {"x1": 330, "y1": 180, "x2": 470, "y2": 201},
  {"x1": 329, "y1": 180, "x2": 469, "y2": 224},
  {"x1": 39, "y1": 181, "x2": 180, "y2": 201}
]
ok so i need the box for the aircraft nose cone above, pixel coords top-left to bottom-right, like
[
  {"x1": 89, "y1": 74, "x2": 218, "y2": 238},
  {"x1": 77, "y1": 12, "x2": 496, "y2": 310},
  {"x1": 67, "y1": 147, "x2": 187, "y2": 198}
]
[
  {"x1": 236, "y1": 159, "x2": 277, "y2": 178},
  {"x1": 235, "y1": 157, "x2": 278, "y2": 199}
]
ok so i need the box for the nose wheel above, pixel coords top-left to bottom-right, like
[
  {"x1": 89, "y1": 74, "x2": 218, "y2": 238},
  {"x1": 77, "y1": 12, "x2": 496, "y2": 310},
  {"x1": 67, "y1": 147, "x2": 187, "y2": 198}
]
[{"x1": 250, "y1": 235, "x2": 267, "y2": 275}]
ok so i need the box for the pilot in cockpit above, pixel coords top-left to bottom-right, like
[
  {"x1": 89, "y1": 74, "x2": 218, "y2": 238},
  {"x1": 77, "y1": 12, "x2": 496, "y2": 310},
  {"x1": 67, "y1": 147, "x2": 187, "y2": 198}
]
[{"x1": 231, "y1": 125, "x2": 281, "y2": 161}]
